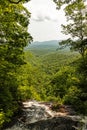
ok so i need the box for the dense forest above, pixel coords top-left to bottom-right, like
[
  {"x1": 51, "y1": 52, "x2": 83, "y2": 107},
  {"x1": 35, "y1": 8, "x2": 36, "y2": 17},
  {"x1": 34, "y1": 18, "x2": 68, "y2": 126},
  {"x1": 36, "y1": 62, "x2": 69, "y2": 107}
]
[{"x1": 0, "y1": 0, "x2": 87, "y2": 128}]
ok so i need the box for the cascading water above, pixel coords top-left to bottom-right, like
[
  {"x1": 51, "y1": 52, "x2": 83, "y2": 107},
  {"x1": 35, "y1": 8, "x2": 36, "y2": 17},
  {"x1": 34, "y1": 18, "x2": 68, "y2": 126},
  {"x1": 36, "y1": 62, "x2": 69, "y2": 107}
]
[
  {"x1": 4, "y1": 100, "x2": 87, "y2": 130},
  {"x1": 81, "y1": 117, "x2": 87, "y2": 130}
]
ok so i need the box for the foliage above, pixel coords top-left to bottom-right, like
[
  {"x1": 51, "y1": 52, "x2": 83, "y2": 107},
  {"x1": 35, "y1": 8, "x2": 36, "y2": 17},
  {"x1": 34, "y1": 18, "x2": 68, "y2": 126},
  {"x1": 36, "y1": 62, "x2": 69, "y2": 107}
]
[
  {"x1": 46, "y1": 66, "x2": 76, "y2": 98},
  {"x1": 76, "y1": 56, "x2": 87, "y2": 114},
  {"x1": 41, "y1": 52, "x2": 77, "y2": 74},
  {"x1": 54, "y1": 0, "x2": 87, "y2": 57},
  {"x1": 63, "y1": 86, "x2": 82, "y2": 108},
  {"x1": 47, "y1": 96, "x2": 62, "y2": 104},
  {"x1": 53, "y1": 0, "x2": 87, "y2": 115},
  {"x1": 0, "y1": 0, "x2": 32, "y2": 127},
  {"x1": 63, "y1": 84, "x2": 87, "y2": 114},
  {"x1": 0, "y1": 112, "x2": 5, "y2": 128}
]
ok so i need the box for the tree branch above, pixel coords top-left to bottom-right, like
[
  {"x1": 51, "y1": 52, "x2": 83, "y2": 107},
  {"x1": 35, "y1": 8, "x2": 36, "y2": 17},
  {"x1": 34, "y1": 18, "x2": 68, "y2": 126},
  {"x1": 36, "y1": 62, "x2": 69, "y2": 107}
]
[{"x1": 8, "y1": 0, "x2": 22, "y2": 4}]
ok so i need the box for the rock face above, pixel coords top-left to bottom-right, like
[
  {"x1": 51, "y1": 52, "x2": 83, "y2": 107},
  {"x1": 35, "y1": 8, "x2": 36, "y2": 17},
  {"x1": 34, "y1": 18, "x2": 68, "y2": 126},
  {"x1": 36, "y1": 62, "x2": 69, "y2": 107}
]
[
  {"x1": 4, "y1": 100, "x2": 82, "y2": 130},
  {"x1": 25, "y1": 116, "x2": 79, "y2": 130}
]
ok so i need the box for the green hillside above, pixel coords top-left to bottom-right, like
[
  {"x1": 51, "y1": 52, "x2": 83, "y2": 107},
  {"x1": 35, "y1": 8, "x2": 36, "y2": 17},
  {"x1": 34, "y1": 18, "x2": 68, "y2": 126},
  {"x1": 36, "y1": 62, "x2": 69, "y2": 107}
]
[
  {"x1": 25, "y1": 40, "x2": 78, "y2": 74},
  {"x1": 40, "y1": 51, "x2": 78, "y2": 74},
  {"x1": 24, "y1": 39, "x2": 87, "y2": 115},
  {"x1": 27, "y1": 40, "x2": 59, "y2": 48},
  {"x1": 25, "y1": 40, "x2": 69, "y2": 56}
]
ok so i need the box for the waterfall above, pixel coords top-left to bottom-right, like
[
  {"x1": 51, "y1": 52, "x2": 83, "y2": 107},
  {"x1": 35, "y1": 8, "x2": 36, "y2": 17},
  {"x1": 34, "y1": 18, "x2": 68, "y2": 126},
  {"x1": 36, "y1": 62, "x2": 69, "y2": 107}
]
[
  {"x1": 81, "y1": 117, "x2": 87, "y2": 130},
  {"x1": 4, "y1": 100, "x2": 87, "y2": 130}
]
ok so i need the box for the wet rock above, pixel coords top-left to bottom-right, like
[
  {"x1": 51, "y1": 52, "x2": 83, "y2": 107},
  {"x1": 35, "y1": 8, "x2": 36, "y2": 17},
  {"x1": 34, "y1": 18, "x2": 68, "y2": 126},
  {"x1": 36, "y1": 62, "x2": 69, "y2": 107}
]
[
  {"x1": 51, "y1": 104, "x2": 76, "y2": 115},
  {"x1": 26, "y1": 116, "x2": 80, "y2": 130},
  {"x1": 4, "y1": 100, "x2": 82, "y2": 130}
]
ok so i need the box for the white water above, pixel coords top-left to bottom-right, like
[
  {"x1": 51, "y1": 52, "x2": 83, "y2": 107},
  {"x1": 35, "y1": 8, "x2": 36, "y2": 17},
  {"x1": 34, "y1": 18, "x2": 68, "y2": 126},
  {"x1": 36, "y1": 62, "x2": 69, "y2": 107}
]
[
  {"x1": 22, "y1": 100, "x2": 87, "y2": 129},
  {"x1": 22, "y1": 100, "x2": 67, "y2": 118},
  {"x1": 81, "y1": 117, "x2": 87, "y2": 130},
  {"x1": 5, "y1": 100, "x2": 87, "y2": 130}
]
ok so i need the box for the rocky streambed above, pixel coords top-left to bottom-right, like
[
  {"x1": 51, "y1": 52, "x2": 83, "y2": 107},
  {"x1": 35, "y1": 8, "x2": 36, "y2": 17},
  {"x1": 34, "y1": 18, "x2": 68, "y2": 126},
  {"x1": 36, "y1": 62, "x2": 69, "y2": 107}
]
[{"x1": 4, "y1": 100, "x2": 87, "y2": 130}]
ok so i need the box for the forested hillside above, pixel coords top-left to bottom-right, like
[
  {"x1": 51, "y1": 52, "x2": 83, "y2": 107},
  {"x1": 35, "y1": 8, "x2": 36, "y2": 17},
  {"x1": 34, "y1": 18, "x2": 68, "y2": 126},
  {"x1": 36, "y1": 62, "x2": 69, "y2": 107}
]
[
  {"x1": 24, "y1": 39, "x2": 87, "y2": 115},
  {"x1": 25, "y1": 40, "x2": 69, "y2": 55}
]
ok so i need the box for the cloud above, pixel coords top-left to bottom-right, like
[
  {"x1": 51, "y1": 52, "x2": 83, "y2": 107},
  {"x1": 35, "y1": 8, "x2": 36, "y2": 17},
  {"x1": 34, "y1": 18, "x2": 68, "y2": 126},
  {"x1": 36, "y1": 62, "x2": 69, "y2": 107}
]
[
  {"x1": 24, "y1": 0, "x2": 59, "y2": 22},
  {"x1": 31, "y1": 10, "x2": 58, "y2": 22}
]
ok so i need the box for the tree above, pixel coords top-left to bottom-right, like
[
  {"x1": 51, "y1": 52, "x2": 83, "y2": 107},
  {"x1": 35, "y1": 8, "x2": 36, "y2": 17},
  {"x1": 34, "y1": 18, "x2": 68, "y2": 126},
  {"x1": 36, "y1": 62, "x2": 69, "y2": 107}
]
[
  {"x1": 54, "y1": 0, "x2": 87, "y2": 57},
  {"x1": 0, "y1": 0, "x2": 32, "y2": 126},
  {"x1": 53, "y1": 0, "x2": 87, "y2": 114}
]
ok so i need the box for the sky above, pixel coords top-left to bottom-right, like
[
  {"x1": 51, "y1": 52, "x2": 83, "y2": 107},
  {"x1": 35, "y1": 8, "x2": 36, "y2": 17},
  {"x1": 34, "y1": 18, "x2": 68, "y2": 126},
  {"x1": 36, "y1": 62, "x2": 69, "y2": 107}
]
[{"x1": 24, "y1": 0, "x2": 69, "y2": 42}]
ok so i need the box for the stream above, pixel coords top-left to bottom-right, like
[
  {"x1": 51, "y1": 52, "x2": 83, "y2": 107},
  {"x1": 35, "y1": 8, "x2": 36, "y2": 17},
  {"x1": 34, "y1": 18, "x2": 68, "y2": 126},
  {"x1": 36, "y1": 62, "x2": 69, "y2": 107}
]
[{"x1": 4, "y1": 100, "x2": 87, "y2": 130}]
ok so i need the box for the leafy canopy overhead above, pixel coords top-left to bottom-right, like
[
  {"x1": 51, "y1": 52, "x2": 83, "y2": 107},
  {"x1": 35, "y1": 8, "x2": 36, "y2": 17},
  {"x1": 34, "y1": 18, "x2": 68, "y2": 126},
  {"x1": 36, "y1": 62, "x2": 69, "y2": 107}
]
[
  {"x1": 0, "y1": 0, "x2": 32, "y2": 45},
  {"x1": 54, "y1": 0, "x2": 87, "y2": 9},
  {"x1": 54, "y1": 0, "x2": 87, "y2": 56}
]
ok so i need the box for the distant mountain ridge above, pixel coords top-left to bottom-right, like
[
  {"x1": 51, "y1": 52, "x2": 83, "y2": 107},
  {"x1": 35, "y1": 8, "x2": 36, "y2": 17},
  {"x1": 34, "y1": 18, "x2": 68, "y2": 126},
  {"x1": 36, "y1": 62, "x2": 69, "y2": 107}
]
[
  {"x1": 26, "y1": 40, "x2": 60, "y2": 49},
  {"x1": 25, "y1": 40, "x2": 70, "y2": 55}
]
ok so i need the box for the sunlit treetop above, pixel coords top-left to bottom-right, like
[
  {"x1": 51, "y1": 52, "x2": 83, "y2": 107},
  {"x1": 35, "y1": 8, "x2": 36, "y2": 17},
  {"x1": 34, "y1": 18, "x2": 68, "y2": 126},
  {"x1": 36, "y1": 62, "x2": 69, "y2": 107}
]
[
  {"x1": 0, "y1": 0, "x2": 32, "y2": 45},
  {"x1": 53, "y1": 0, "x2": 86, "y2": 9},
  {"x1": 54, "y1": 0, "x2": 87, "y2": 57}
]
